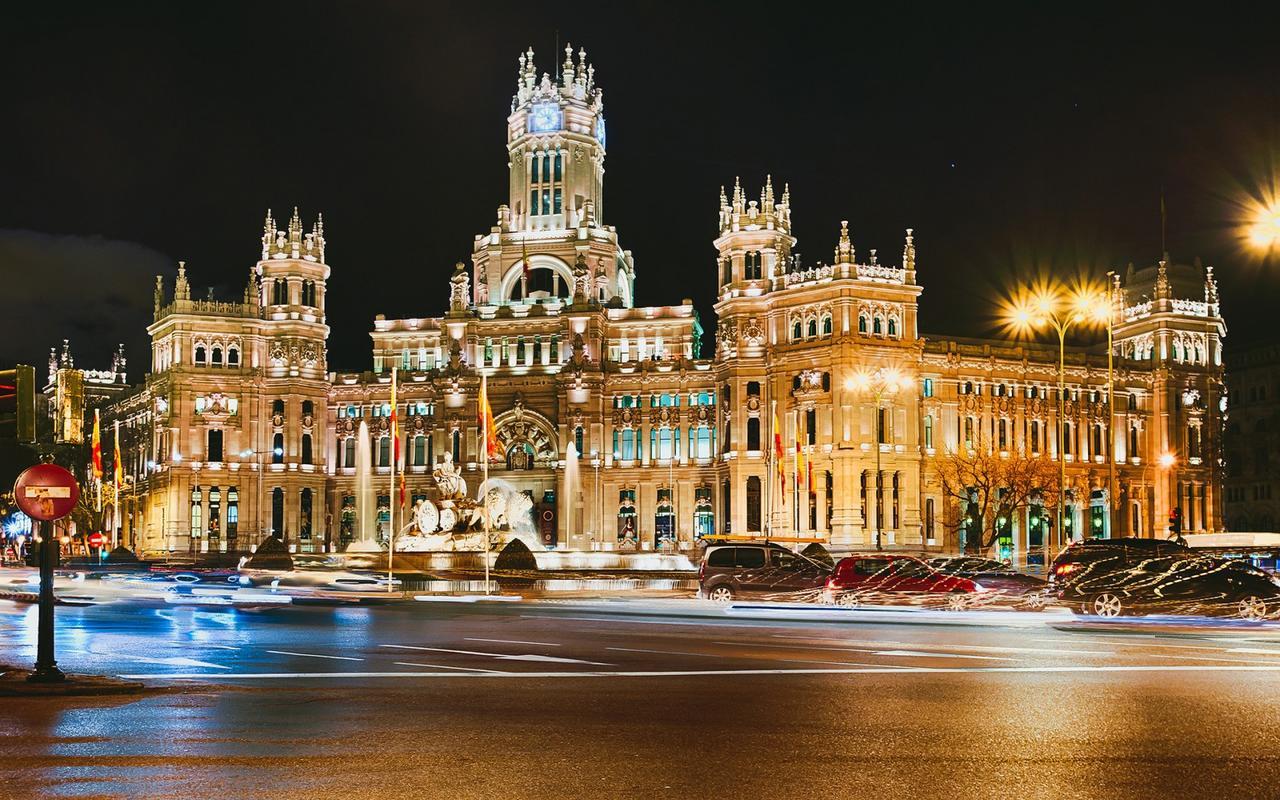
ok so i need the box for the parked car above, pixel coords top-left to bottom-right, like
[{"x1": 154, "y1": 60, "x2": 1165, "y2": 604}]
[
  {"x1": 699, "y1": 542, "x2": 830, "y2": 602},
  {"x1": 928, "y1": 557, "x2": 1049, "y2": 610},
  {"x1": 1061, "y1": 553, "x2": 1280, "y2": 619},
  {"x1": 824, "y1": 555, "x2": 983, "y2": 609}
]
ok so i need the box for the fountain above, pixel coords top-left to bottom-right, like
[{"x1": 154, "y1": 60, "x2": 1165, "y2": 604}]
[{"x1": 345, "y1": 419, "x2": 382, "y2": 553}]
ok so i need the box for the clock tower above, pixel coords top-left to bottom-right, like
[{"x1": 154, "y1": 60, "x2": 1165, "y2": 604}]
[{"x1": 507, "y1": 45, "x2": 607, "y2": 231}]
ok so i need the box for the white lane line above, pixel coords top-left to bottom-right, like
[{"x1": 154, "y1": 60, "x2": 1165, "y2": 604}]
[
  {"x1": 266, "y1": 650, "x2": 365, "y2": 662},
  {"x1": 465, "y1": 638, "x2": 561, "y2": 647},
  {"x1": 120, "y1": 664, "x2": 1280, "y2": 680},
  {"x1": 520, "y1": 614, "x2": 764, "y2": 628},
  {"x1": 606, "y1": 645, "x2": 894, "y2": 668},
  {"x1": 873, "y1": 650, "x2": 1018, "y2": 661},
  {"x1": 393, "y1": 662, "x2": 505, "y2": 673},
  {"x1": 381, "y1": 644, "x2": 612, "y2": 666},
  {"x1": 1140, "y1": 653, "x2": 1280, "y2": 665},
  {"x1": 1228, "y1": 647, "x2": 1280, "y2": 655},
  {"x1": 1032, "y1": 637, "x2": 1258, "y2": 653},
  {"x1": 764, "y1": 638, "x2": 1111, "y2": 657}
]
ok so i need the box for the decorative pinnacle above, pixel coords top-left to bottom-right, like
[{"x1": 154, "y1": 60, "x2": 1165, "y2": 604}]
[
  {"x1": 563, "y1": 43, "x2": 575, "y2": 86},
  {"x1": 903, "y1": 228, "x2": 916, "y2": 272},
  {"x1": 764, "y1": 174, "x2": 774, "y2": 208},
  {"x1": 836, "y1": 220, "x2": 852, "y2": 262}
]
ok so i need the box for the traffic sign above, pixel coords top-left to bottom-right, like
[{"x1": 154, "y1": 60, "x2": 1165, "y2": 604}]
[
  {"x1": 87, "y1": 531, "x2": 104, "y2": 548},
  {"x1": 13, "y1": 464, "x2": 80, "y2": 522}
]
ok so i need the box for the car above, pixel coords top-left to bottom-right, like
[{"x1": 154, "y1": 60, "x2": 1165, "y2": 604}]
[
  {"x1": 928, "y1": 557, "x2": 1049, "y2": 610},
  {"x1": 698, "y1": 542, "x2": 831, "y2": 603},
  {"x1": 1057, "y1": 552, "x2": 1280, "y2": 619},
  {"x1": 1049, "y1": 537, "x2": 1190, "y2": 609},
  {"x1": 824, "y1": 555, "x2": 983, "y2": 609}
]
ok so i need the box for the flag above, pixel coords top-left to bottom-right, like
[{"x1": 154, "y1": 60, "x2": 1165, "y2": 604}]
[
  {"x1": 391, "y1": 368, "x2": 404, "y2": 507},
  {"x1": 113, "y1": 420, "x2": 123, "y2": 495},
  {"x1": 794, "y1": 411, "x2": 803, "y2": 508},
  {"x1": 91, "y1": 409, "x2": 103, "y2": 481},
  {"x1": 478, "y1": 373, "x2": 503, "y2": 458},
  {"x1": 520, "y1": 234, "x2": 531, "y2": 281},
  {"x1": 772, "y1": 402, "x2": 785, "y2": 499}
]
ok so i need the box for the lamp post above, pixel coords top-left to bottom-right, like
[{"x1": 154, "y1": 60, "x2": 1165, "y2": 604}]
[
  {"x1": 1159, "y1": 451, "x2": 1177, "y2": 535},
  {"x1": 846, "y1": 367, "x2": 914, "y2": 551},
  {"x1": 1007, "y1": 285, "x2": 1106, "y2": 567}
]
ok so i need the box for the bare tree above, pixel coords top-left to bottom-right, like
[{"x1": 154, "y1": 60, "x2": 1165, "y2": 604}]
[{"x1": 932, "y1": 438, "x2": 1060, "y2": 553}]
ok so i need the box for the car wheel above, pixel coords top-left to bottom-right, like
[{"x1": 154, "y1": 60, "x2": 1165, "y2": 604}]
[
  {"x1": 944, "y1": 591, "x2": 968, "y2": 612},
  {"x1": 1237, "y1": 595, "x2": 1269, "y2": 621},
  {"x1": 1020, "y1": 590, "x2": 1047, "y2": 612},
  {"x1": 836, "y1": 592, "x2": 858, "y2": 608},
  {"x1": 1091, "y1": 592, "x2": 1125, "y2": 618},
  {"x1": 707, "y1": 585, "x2": 734, "y2": 604}
]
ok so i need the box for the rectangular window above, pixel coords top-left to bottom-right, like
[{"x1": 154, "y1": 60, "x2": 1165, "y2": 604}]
[
  {"x1": 922, "y1": 378, "x2": 933, "y2": 398},
  {"x1": 553, "y1": 188, "x2": 562, "y2": 214}
]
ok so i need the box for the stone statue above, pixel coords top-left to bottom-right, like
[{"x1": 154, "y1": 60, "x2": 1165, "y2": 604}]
[{"x1": 433, "y1": 451, "x2": 467, "y2": 500}]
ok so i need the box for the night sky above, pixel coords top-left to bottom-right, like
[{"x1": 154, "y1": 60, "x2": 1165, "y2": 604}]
[{"x1": 3, "y1": 3, "x2": 1277, "y2": 375}]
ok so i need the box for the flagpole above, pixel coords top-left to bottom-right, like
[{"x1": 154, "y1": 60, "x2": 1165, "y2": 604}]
[
  {"x1": 113, "y1": 420, "x2": 121, "y2": 549},
  {"x1": 482, "y1": 373, "x2": 491, "y2": 595},
  {"x1": 387, "y1": 367, "x2": 396, "y2": 593}
]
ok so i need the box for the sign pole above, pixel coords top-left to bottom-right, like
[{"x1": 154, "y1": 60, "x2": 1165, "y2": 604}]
[{"x1": 32, "y1": 516, "x2": 64, "y2": 682}]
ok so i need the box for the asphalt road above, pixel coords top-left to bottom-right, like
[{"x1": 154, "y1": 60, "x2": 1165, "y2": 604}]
[{"x1": 3, "y1": 599, "x2": 1280, "y2": 799}]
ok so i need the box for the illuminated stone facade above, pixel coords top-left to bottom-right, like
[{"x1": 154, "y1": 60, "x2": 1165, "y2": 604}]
[{"x1": 100, "y1": 45, "x2": 1226, "y2": 558}]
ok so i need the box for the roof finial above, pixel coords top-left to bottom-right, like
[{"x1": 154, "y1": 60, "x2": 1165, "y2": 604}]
[
  {"x1": 764, "y1": 174, "x2": 775, "y2": 208},
  {"x1": 903, "y1": 227, "x2": 916, "y2": 274},
  {"x1": 563, "y1": 42, "x2": 575, "y2": 87}
]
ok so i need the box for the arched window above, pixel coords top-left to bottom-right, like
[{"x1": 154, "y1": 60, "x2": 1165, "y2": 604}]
[
  {"x1": 272, "y1": 399, "x2": 285, "y2": 416},
  {"x1": 873, "y1": 316, "x2": 883, "y2": 334},
  {"x1": 378, "y1": 436, "x2": 390, "y2": 467},
  {"x1": 300, "y1": 488, "x2": 313, "y2": 541},
  {"x1": 227, "y1": 347, "x2": 239, "y2": 366},
  {"x1": 273, "y1": 278, "x2": 287, "y2": 305},
  {"x1": 1128, "y1": 425, "x2": 1139, "y2": 457},
  {"x1": 888, "y1": 318, "x2": 898, "y2": 337},
  {"x1": 211, "y1": 347, "x2": 223, "y2": 366},
  {"x1": 194, "y1": 345, "x2": 207, "y2": 363},
  {"x1": 807, "y1": 319, "x2": 818, "y2": 338},
  {"x1": 574, "y1": 426, "x2": 585, "y2": 456},
  {"x1": 344, "y1": 437, "x2": 356, "y2": 468},
  {"x1": 858, "y1": 315, "x2": 868, "y2": 334},
  {"x1": 302, "y1": 400, "x2": 314, "y2": 417},
  {"x1": 821, "y1": 315, "x2": 832, "y2": 335},
  {"x1": 451, "y1": 429, "x2": 461, "y2": 463},
  {"x1": 271, "y1": 487, "x2": 284, "y2": 539},
  {"x1": 272, "y1": 432, "x2": 284, "y2": 464},
  {"x1": 301, "y1": 433, "x2": 313, "y2": 465},
  {"x1": 792, "y1": 321, "x2": 802, "y2": 341},
  {"x1": 746, "y1": 476, "x2": 762, "y2": 532}
]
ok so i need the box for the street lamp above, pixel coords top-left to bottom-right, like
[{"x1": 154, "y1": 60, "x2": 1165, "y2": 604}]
[
  {"x1": 1246, "y1": 199, "x2": 1280, "y2": 253},
  {"x1": 845, "y1": 366, "x2": 913, "y2": 550},
  {"x1": 1006, "y1": 284, "x2": 1106, "y2": 567}
]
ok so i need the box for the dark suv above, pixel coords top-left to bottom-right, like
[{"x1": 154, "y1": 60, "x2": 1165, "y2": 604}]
[
  {"x1": 699, "y1": 543, "x2": 830, "y2": 602},
  {"x1": 1050, "y1": 538, "x2": 1189, "y2": 607}
]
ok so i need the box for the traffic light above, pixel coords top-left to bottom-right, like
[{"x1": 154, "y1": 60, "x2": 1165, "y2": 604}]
[
  {"x1": 1168, "y1": 506, "x2": 1183, "y2": 536},
  {"x1": 0, "y1": 365, "x2": 37, "y2": 443}
]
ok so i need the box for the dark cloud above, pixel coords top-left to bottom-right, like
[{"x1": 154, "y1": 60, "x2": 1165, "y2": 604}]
[{"x1": 0, "y1": 230, "x2": 168, "y2": 371}]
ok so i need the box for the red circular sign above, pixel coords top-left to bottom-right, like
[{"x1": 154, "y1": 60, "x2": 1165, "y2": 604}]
[
  {"x1": 87, "y1": 532, "x2": 105, "y2": 548},
  {"x1": 13, "y1": 464, "x2": 80, "y2": 522}
]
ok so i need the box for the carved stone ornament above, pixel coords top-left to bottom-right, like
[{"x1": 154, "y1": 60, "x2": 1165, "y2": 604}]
[{"x1": 741, "y1": 319, "x2": 765, "y2": 347}]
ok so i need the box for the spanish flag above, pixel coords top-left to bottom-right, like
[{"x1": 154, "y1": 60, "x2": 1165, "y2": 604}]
[
  {"x1": 391, "y1": 368, "x2": 404, "y2": 507},
  {"x1": 478, "y1": 373, "x2": 503, "y2": 458},
  {"x1": 795, "y1": 411, "x2": 804, "y2": 502},
  {"x1": 772, "y1": 403, "x2": 785, "y2": 500},
  {"x1": 91, "y1": 408, "x2": 103, "y2": 481},
  {"x1": 113, "y1": 420, "x2": 123, "y2": 495}
]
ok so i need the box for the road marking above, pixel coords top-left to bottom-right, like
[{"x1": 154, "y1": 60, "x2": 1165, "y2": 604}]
[
  {"x1": 381, "y1": 644, "x2": 612, "y2": 666},
  {"x1": 120, "y1": 664, "x2": 1280, "y2": 680},
  {"x1": 872, "y1": 649, "x2": 1019, "y2": 661},
  {"x1": 1140, "y1": 653, "x2": 1280, "y2": 665},
  {"x1": 520, "y1": 615, "x2": 767, "y2": 628},
  {"x1": 608, "y1": 646, "x2": 720, "y2": 658},
  {"x1": 607, "y1": 645, "x2": 894, "y2": 669},
  {"x1": 205, "y1": 644, "x2": 241, "y2": 651},
  {"x1": 764, "y1": 638, "x2": 1111, "y2": 657},
  {"x1": 1228, "y1": 647, "x2": 1280, "y2": 655},
  {"x1": 393, "y1": 662, "x2": 505, "y2": 673},
  {"x1": 266, "y1": 650, "x2": 365, "y2": 662},
  {"x1": 465, "y1": 638, "x2": 561, "y2": 647}
]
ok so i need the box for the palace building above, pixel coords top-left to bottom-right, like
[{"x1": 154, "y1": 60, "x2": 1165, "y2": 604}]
[{"x1": 95, "y1": 45, "x2": 1227, "y2": 560}]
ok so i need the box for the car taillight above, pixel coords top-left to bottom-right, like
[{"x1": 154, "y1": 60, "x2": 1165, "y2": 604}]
[
  {"x1": 699, "y1": 562, "x2": 706, "y2": 581},
  {"x1": 826, "y1": 577, "x2": 838, "y2": 589},
  {"x1": 1054, "y1": 563, "x2": 1080, "y2": 576}
]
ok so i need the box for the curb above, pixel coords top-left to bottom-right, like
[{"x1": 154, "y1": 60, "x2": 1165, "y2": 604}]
[{"x1": 0, "y1": 666, "x2": 149, "y2": 698}]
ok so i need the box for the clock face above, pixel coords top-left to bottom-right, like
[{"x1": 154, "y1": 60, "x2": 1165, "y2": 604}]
[
  {"x1": 595, "y1": 115, "x2": 606, "y2": 147},
  {"x1": 529, "y1": 103, "x2": 562, "y2": 133}
]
